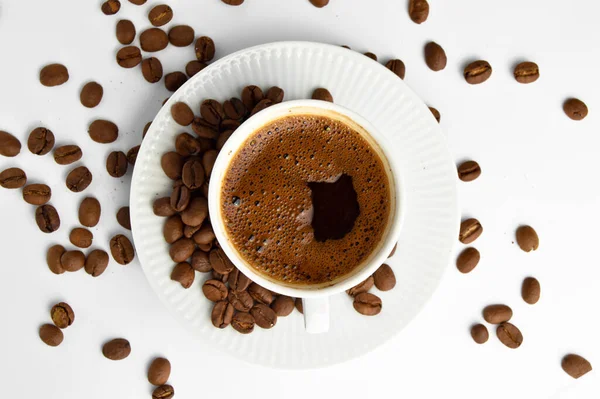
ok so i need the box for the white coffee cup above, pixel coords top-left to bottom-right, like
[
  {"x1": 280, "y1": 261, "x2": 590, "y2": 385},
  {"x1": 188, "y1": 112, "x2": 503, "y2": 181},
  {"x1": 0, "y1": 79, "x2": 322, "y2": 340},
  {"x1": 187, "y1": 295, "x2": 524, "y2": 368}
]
[{"x1": 208, "y1": 100, "x2": 404, "y2": 333}]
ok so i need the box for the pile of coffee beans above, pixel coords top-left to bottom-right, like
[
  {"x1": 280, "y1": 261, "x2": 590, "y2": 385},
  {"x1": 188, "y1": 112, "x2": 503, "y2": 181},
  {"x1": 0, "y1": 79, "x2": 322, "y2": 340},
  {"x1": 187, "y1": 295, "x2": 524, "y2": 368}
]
[{"x1": 39, "y1": 302, "x2": 75, "y2": 347}]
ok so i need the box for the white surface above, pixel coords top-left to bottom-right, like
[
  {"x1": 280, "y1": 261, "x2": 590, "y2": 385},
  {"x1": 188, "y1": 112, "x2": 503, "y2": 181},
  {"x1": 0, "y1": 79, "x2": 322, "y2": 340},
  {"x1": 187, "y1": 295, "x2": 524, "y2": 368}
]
[{"x1": 0, "y1": 0, "x2": 599, "y2": 397}]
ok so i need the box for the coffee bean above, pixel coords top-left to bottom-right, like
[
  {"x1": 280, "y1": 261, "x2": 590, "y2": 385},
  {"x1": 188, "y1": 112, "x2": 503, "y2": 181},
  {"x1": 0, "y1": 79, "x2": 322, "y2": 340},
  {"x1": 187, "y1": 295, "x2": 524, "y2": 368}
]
[
  {"x1": 101, "y1": 0, "x2": 120, "y2": 15},
  {"x1": 424, "y1": 42, "x2": 447, "y2": 71},
  {"x1": 164, "y1": 71, "x2": 187, "y2": 92},
  {"x1": 106, "y1": 151, "x2": 128, "y2": 178},
  {"x1": 39, "y1": 324, "x2": 63, "y2": 347},
  {"x1": 171, "y1": 102, "x2": 194, "y2": 126},
  {"x1": 210, "y1": 248, "x2": 235, "y2": 274},
  {"x1": 46, "y1": 245, "x2": 65, "y2": 274},
  {"x1": 364, "y1": 52, "x2": 377, "y2": 61},
  {"x1": 562, "y1": 354, "x2": 592, "y2": 379},
  {"x1": 385, "y1": 59, "x2": 406, "y2": 79},
  {"x1": 563, "y1": 98, "x2": 588, "y2": 121},
  {"x1": 250, "y1": 98, "x2": 273, "y2": 116},
  {"x1": 0, "y1": 167, "x2": 26, "y2": 189},
  {"x1": 222, "y1": 0, "x2": 244, "y2": 4},
  {"x1": 195, "y1": 36, "x2": 215, "y2": 62},
  {"x1": 80, "y1": 82, "x2": 104, "y2": 108},
  {"x1": 198, "y1": 242, "x2": 213, "y2": 252},
  {"x1": 201, "y1": 182, "x2": 210, "y2": 198},
  {"x1": 168, "y1": 25, "x2": 194, "y2": 47},
  {"x1": 271, "y1": 295, "x2": 294, "y2": 316},
  {"x1": 496, "y1": 322, "x2": 523, "y2": 349},
  {"x1": 0, "y1": 131, "x2": 21, "y2": 157},
  {"x1": 148, "y1": 357, "x2": 171, "y2": 386},
  {"x1": 353, "y1": 292, "x2": 382, "y2": 316},
  {"x1": 181, "y1": 159, "x2": 205, "y2": 191},
  {"x1": 169, "y1": 238, "x2": 195, "y2": 262},
  {"x1": 27, "y1": 127, "x2": 55, "y2": 155},
  {"x1": 140, "y1": 28, "x2": 169, "y2": 52},
  {"x1": 241, "y1": 85, "x2": 264, "y2": 110},
  {"x1": 309, "y1": 0, "x2": 329, "y2": 7},
  {"x1": 36, "y1": 205, "x2": 61, "y2": 233},
  {"x1": 185, "y1": 60, "x2": 207, "y2": 77},
  {"x1": 116, "y1": 206, "x2": 131, "y2": 230},
  {"x1": 23, "y1": 184, "x2": 51, "y2": 205},
  {"x1": 251, "y1": 303, "x2": 277, "y2": 329},
  {"x1": 170, "y1": 184, "x2": 190, "y2": 212},
  {"x1": 224, "y1": 97, "x2": 247, "y2": 120},
  {"x1": 149, "y1": 4, "x2": 173, "y2": 27},
  {"x1": 228, "y1": 268, "x2": 251, "y2": 291},
  {"x1": 232, "y1": 312, "x2": 255, "y2": 334},
  {"x1": 295, "y1": 298, "x2": 303, "y2": 314},
  {"x1": 154, "y1": 197, "x2": 176, "y2": 217},
  {"x1": 129, "y1": 0, "x2": 146, "y2": 4},
  {"x1": 39, "y1": 64, "x2": 69, "y2": 87},
  {"x1": 470, "y1": 323, "x2": 489, "y2": 344},
  {"x1": 409, "y1": 0, "x2": 429, "y2": 23},
  {"x1": 53, "y1": 145, "x2": 82, "y2": 165},
  {"x1": 457, "y1": 160, "x2": 481, "y2": 182},
  {"x1": 216, "y1": 130, "x2": 234, "y2": 150},
  {"x1": 429, "y1": 106, "x2": 441, "y2": 123},
  {"x1": 181, "y1": 198, "x2": 208, "y2": 228},
  {"x1": 459, "y1": 218, "x2": 482, "y2": 244},
  {"x1": 171, "y1": 262, "x2": 195, "y2": 288},
  {"x1": 152, "y1": 385, "x2": 174, "y2": 399},
  {"x1": 185, "y1": 225, "x2": 202, "y2": 238},
  {"x1": 266, "y1": 86, "x2": 285, "y2": 104},
  {"x1": 464, "y1": 60, "x2": 492, "y2": 84},
  {"x1": 110, "y1": 234, "x2": 135, "y2": 265},
  {"x1": 221, "y1": 118, "x2": 241, "y2": 131},
  {"x1": 51, "y1": 302, "x2": 75, "y2": 329},
  {"x1": 212, "y1": 270, "x2": 228, "y2": 282},
  {"x1": 191, "y1": 118, "x2": 219, "y2": 139},
  {"x1": 373, "y1": 264, "x2": 396, "y2": 291},
  {"x1": 191, "y1": 250, "x2": 211, "y2": 272},
  {"x1": 346, "y1": 276, "x2": 374, "y2": 296},
  {"x1": 161, "y1": 151, "x2": 184, "y2": 180},
  {"x1": 514, "y1": 61, "x2": 539, "y2": 84},
  {"x1": 66, "y1": 166, "x2": 92, "y2": 192},
  {"x1": 89, "y1": 120, "x2": 118, "y2": 143},
  {"x1": 389, "y1": 243, "x2": 398, "y2": 258},
  {"x1": 203, "y1": 279, "x2": 229, "y2": 302},
  {"x1": 70, "y1": 227, "x2": 93, "y2": 248},
  {"x1": 521, "y1": 277, "x2": 541, "y2": 304},
  {"x1": 211, "y1": 301, "x2": 234, "y2": 328},
  {"x1": 312, "y1": 88, "x2": 333, "y2": 103},
  {"x1": 116, "y1": 46, "x2": 142, "y2": 68},
  {"x1": 482, "y1": 304, "x2": 512, "y2": 324},
  {"x1": 78, "y1": 197, "x2": 101, "y2": 227},
  {"x1": 61, "y1": 250, "x2": 85, "y2": 272},
  {"x1": 456, "y1": 247, "x2": 480, "y2": 274},
  {"x1": 141, "y1": 57, "x2": 163, "y2": 83},
  {"x1": 116, "y1": 19, "x2": 135, "y2": 45},
  {"x1": 126, "y1": 145, "x2": 139, "y2": 166},
  {"x1": 85, "y1": 249, "x2": 109, "y2": 277},
  {"x1": 516, "y1": 225, "x2": 539, "y2": 252},
  {"x1": 163, "y1": 215, "x2": 183, "y2": 244},
  {"x1": 102, "y1": 338, "x2": 131, "y2": 360},
  {"x1": 200, "y1": 100, "x2": 225, "y2": 126},
  {"x1": 248, "y1": 283, "x2": 273, "y2": 305}
]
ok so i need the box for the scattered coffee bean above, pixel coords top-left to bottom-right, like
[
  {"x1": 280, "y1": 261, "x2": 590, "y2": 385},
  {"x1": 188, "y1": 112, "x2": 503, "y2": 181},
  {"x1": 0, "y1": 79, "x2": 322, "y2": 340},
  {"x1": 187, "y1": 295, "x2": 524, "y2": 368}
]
[
  {"x1": 149, "y1": 4, "x2": 173, "y2": 27},
  {"x1": 0, "y1": 167, "x2": 26, "y2": 189},
  {"x1": 216, "y1": 130, "x2": 234, "y2": 150},
  {"x1": 250, "y1": 98, "x2": 273, "y2": 116},
  {"x1": 226, "y1": 269, "x2": 249, "y2": 292},
  {"x1": 496, "y1": 322, "x2": 523, "y2": 349},
  {"x1": 212, "y1": 301, "x2": 234, "y2": 328},
  {"x1": 51, "y1": 302, "x2": 75, "y2": 329},
  {"x1": 116, "y1": 46, "x2": 142, "y2": 68},
  {"x1": 181, "y1": 197, "x2": 208, "y2": 227},
  {"x1": 203, "y1": 279, "x2": 229, "y2": 302},
  {"x1": 85, "y1": 249, "x2": 109, "y2": 277},
  {"x1": 161, "y1": 152, "x2": 184, "y2": 180},
  {"x1": 195, "y1": 36, "x2": 216, "y2": 62},
  {"x1": 170, "y1": 184, "x2": 190, "y2": 211},
  {"x1": 169, "y1": 238, "x2": 195, "y2": 262},
  {"x1": 102, "y1": 338, "x2": 131, "y2": 360},
  {"x1": 70, "y1": 227, "x2": 93, "y2": 248},
  {"x1": 110, "y1": 234, "x2": 135, "y2": 265},
  {"x1": 232, "y1": 312, "x2": 255, "y2": 334},
  {"x1": 168, "y1": 25, "x2": 194, "y2": 47},
  {"x1": 409, "y1": 0, "x2": 429, "y2": 23},
  {"x1": 309, "y1": 0, "x2": 329, "y2": 7},
  {"x1": 210, "y1": 248, "x2": 235, "y2": 274},
  {"x1": 199, "y1": 151, "x2": 217, "y2": 179},
  {"x1": 171, "y1": 262, "x2": 195, "y2": 288},
  {"x1": 0, "y1": 131, "x2": 21, "y2": 157},
  {"x1": 185, "y1": 60, "x2": 207, "y2": 77},
  {"x1": 27, "y1": 127, "x2": 55, "y2": 155},
  {"x1": 154, "y1": 197, "x2": 176, "y2": 217},
  {"x1": 140, "y1": 28, "x2": 169, "y2": 52},
  {"x1": 516, "y1": 225, "x2": 539, "y2": 252},
  {"x1": 191, "y1": 250, "x2": 211, "y2": 272},
  {"x1": 222, "y1": 0, "x2": 244, "y2": 4},
  {"x1": 424, "y1": 42, "x2": 446, "y2": 71},
  {"x1": 295, "y1": 298, "x2": 303, "y2": 314},
  {"x1": 266, "y1": 86, "x2": 285, "y2": 104},
  {"x1": 563, "y1": 98, "x2": 588, "y2": 121},
  {"x1": 464, "y1": 60, "x2": 492, "y2": 84},
  {"x1": 126, "y1": 145, "x2": 139, "y2": 165},
  {"x1": 457, "y1": 160, "x2": 481, "y2": 182},
  {"x1": 470, "y1": 323, "x2": 489, "y2": 344},
  {"x1": 192, "y1": 118, "x2": 219, "y2": 139},
  {"x1": 23, "y1": 184, "x2": 51, "y2": 205},
  {"x1": 101, "y1": 0, "x2": 121, "y2": 15},
  {"x1": 39, "y1": 324, "x2": 63, "y2": 347},
  {"x1": 174, "y1": 133, "x2": 200, "y2": 157},
  {"x1": 514, "y1": 61, "x2": 539, "y2": 84},
  {"x1": 364, "y1": 52, "x2": 377, "y2": 61},
  {"x1": 200, "y1": 100, "x2": 225, "y2": 126},
  {"x1": 79, "y1": 197, "x2": 101, "y2": 227},
  {"x1": 116, "y1": 19, "x2": 135, "y2": 45},
  {"x1": 346, "y1": 276, "x2": 374, "y2": 296},
  {"x1": 248, "y1": 283, "x2": 273, "y2": 305},
  {"x1": 353, "y1": 292, "x2": 382, "y2": 316},
  {"x1": 53, "y1": 145, "x2": 82, "y2": 165},
  {"x1": 385, "y1": 59, "x2": 406, "y2": 79},
  {"x1": 89, "y1": 119, "x2": 118, "y2": 143},
  {"x1": 429, "y1": 107, "x2": 441, "y2": 123},
  {"x1": 388, "y1": 243, "x2": 397, "y2": 258},
  {"x1": 80, "y1": 82, "x2": 104, "y2": 108},
  {"x1": 46, "y1": 245, "x2": 65, "y2": 274},
  {"x1": 148, "y1": 357, "x2": 171, "y2": 386},
  {"x1": 251, "y1": 303, "x2": 277, "y2": 329},
  {"x1": 456, "y1": 247, "x2": 480, "y2": 274},
  {"x1": 129, "y1": 0, "x2": 146, "y2": 4},
  {"x1": 106, "y1": 151, "x2": 128, "y2": 178},
  {"x1": 66, "y1": 166, "x2": 92, "y2": 192},
  {"x1": 61, "y1": 250, "x2": 85, "y2": 272},
  {"x1": 373, "y1": 264, "x2": 396, "y2": 291},
  {"x1": 171, "y1": 102, "x2": 194, "y2": 126},
  {"x1": 562, "y1": 354, "x2": 592, "y2": 379},
  {"x1": 39, "y1": 64, "x2": 69, "y2": 87},
  {"x1": 241, "y1": 86, "x2": 264, "y2": 110},
  {"x1": 116, "y1": 206, "x2": 131, "y2": 230},
  {"x1": 482, "y1": 304, "x2": 512, "y2": 324},
  {"x1": 152, "y1": 385, "x2": 174, "y2": 399},
  {"x1": 163, "y1": 215, "x2": 183, "y2": 244},
  {"x1": 141, "y1": 57, "x2": 164, "y2": 83},
  {"x1": 312, "y1": 88, "x2": 333, "y2": 102},
  {"x1": 36, "y1": 205, "x2": 61, "y2": 233},
  {"x1": 181, "y1": 159, "x2": 206, "y2": 190},
  {"x1": 228, "y1": 289, "x2": 254, "y2": 312},
  {"x1": 164, "y1": 71, "x2": 187, "y2": 92},
  {"x1": 459, "y1": 218, "x2": 482, "y2": 244},
  {"x1": 271, "y1": 295, "x2": 294, "y2": 317},
  {"x1": 521, "y1": 277, "x2": 541, "y2": 304}
]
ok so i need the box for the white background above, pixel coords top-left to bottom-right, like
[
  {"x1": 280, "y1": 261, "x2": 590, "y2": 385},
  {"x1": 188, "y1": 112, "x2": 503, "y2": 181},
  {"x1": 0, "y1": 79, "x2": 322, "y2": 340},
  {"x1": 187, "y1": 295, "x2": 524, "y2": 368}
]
[{"x1": 0, "y1": 0, "x2": 599, "y2": 397}]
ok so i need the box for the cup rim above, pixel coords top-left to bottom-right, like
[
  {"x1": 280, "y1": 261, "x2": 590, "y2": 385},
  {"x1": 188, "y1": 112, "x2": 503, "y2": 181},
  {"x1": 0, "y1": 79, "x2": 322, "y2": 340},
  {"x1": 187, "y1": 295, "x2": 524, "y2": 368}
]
[{"x1": 208, "y1": 99, "x2": 404, "y2": 298}]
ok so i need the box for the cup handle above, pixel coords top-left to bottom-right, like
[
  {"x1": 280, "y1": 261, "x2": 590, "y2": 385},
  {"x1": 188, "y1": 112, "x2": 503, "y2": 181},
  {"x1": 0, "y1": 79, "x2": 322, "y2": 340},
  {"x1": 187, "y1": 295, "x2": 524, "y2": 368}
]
[{"x1": 302, "y1": 297, "x2": 330, "y2": 333}]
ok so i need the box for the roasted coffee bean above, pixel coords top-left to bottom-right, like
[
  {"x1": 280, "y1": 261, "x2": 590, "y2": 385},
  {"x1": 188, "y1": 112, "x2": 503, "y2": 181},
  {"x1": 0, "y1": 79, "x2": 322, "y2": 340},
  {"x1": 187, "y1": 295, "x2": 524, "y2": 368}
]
[
  {"x1": 232, "y1": 312, "x2": 254, "y2": 334},
  {"x1": 373, "y1": 264, "x2": 396, "y2": 291},
  {"x1": 101, "y1": 0, "x2": 121, "y2": 15},
  {"x1": 185, "y1": 60, "x2": 207, "y2": 77},
  {"x1": 456, "y1": 247, "x2": 480, "y2": 274},
  {"x1": 168, "y1": 25, "x2": 194, "y2": 47},
  {"x1": 80, "y1": 82, "x2": 104, "y2": 108},
  {"x1": 51, "y1": 302, "x2": 75, "y2": 329},
  {"x1": 110, "y1": 234, "x2": 134, "y2": 265},
  {"x1": 215, "y1": 130, "x2": 233, "y2": 151},
  {"x1": 271, "y1": 295, "x2": 294, "y2": 317},
  {"x1": 163, "y1": 215, "x2": 183, "y2": 244},
  {"x1": 181, "y1": 197, "x2": 208, "y2": 228},
  {"x1": 516, "y1": 225, "x2": 539, "y2": 252},
  {"x1": 241, "y1": 86, "x2": 264, "y2": 110},
  {"x1": 36, "y1": 205, "x2": 60, "y2": 233},
  {"x1": 364, "y1": 52, "x2": 377, "y2": 61},
  {"x1": 23, "y1": 184, "x2": 51, "y2": 205},
  {"x1": 250, "y1": 99, "x2": 273, "y2": 116},
  {"x1": 221, "y1": 118, "x2": 241, "y2": 131},
  {"x1": 184, "y1": 224, "x2": 200, "y2": 238},
  {"x1": 496, "y1": 322, "x2": 523, "y2": 349},
  {"x1": 161, "y1": 151, "x2": 184, "y2": 180},
  {"x1": 201, "y1": 182, "x2": 210, "y2": 198},
  {"x1": 191, "y1": 118, "x2": 219, "y2": 139},
  {"x1": 171, "y1": 262, "x2": 195, "y2": 288},
  {"x1": 69, "y1": 227, "x2": 93, "y2": 248},
  {"x1": 140, "y1": 28, "x2": 169, "y2": 52},
  {"x1": 46, "y1": 245, "x2": 65, "y2": 274},
  {"x1": 85, "y1": 249, "x2": 109, "y2": 277},
  {"x1": 212, "y1": 270, "x2": 229, "y2": 283},
  {"x1": 141, "y1": 57, "x2": 163, "y2": 83},
  {"x1": 116, "y1": 46, "x2": 142, "y2": 68},
  {"x1": 39, "y1": 324, "x2": 63, "y2": 347},
  {"x1": 148, "y1": 357, "x2": 171, "y2": 386},
  {"x1": 181, "y1": 159, "x2": 205, "y2": 190},
  {"x1": 222, "y1": 0, "x2": 245, "y2": 4},
  {"x1": 409, "y1": 0, "x2": 429, "y2": 23},
  {"x1": 309, "y1": 0, "x2": 329, "y2": 7},
  {"x1": 164, "y1": 71, "x2": 187, "y2": 92},
  {"x1": 115, "y1": 206, "x2": 131, "y2": 230},
  {"x1": 148, "y1": 4, "x2": 173, "y2": 26},
  {"x1": 129, "y1": 0, "x2": 146, "y2": 4},
  {"x1": 457, "y1": 160, "x2": 481, "y2": 182},
  {"x1": 0, "y1": 167, "x2": 26, "y2": 189},
  {"x1": 563, "y1": 98, "x2": 588, "y2": 121},
  {"x1": 203, "y1": 279, "x2": 228, "y2": 302},
  {"x1": 61, "y1": 250, "x2": 85, "y2": 272},
  {"x1": 195, "y1": 36, "x2": 215, "y2": 62},
  {"x1": 153, "y1": 197, "x2": 176, "y2": 217},
  {"x1": 471, "y1": 324, "x2": 489, "y2": 344},
  {"x1": 39, "y1": 64, "x2": 69, "y2": 87},
  {"x1": 266, "y1": 86, "x2": 285, "y2": 104},
  {"x1": 424, "y1": 42, "x2": 447, "y2": 71},
  {"x1": 353, "y1": 292, "x2": 382, "y2": 316},
  {"x1": 200, "y1": 100, "x2": 225, "y2": 126},
  {"x1": 124, "y1": 146, "x2": 139, "y2": 166},
  {"x1": 483, "y1": 304, "x2": 512, "y2": 324},
  {"x1": 514, "y1": 61, "x2": 539, "y2": 84},
  {"x1": 346, "y1": 276, "x2": 374, "y2": 296},
  {"x1": 0, "y1": 131, "x2": 21, "y2": 157},
  {"x1": 171, "y1": 102, "x2": 194, "y2": 126},
  {"x1": 170, "y1": 184, "x2": 190, "y2": 211},
  {"x1": 429, "y1": 106, "x2": 441, "y2": 123},
  {"x1": 54, "y1": 145, "x2": 82, "y2": 165},
  {"x1": 116, "y1": 19, "x2": 135, "y2": 45},
  {"x1": 521, "y1": 277, "x2": 541, "y2": 304},
  {"x1": 169, "y1": 238, "x2": 195, "y2": 262},
  {"x1": 89, "y1": 120, "x2": 118, "y2": 143},
  {"x1": 193, "y1": 226, "x2": 215, "y2": 246},
  {"x1": 459, "y1": 218, "x2": 482, "y2": 244},
  {"x1": 66, "y1": 166, "x2": 92, "y2": 192},
  {"x1": 211, "y1": 301, "x2": 234, "y2": 328},
  {"x1": 106, "y1": 151, "x2": 128, "y2": 178},
  {"x1": 198, "y1": 242, "x2": 212, "y2": 252},
  {"x1": 248, "y1": 283, "x2": 273, "y2": 305},
  {"x1": 312, "y1": 88, "x2": 333, "y2": 102},
  {"x1": 191, "y1": 250, "x2": 211, "y2": 272},
  {"x1": 386, "y1": 59, "x2": 406, "y2": 79},
  {"x1": 464, "y1": 60, "x2": 492, "y2": 84},
  {"x1": 210, "y1": 248, "x2": 235, "y2": 274},
  {"x1": 228, "y1": 268, "x2": 251, "y2": 291},
  {"x1": 251, "y1": 304, "x2": 277, "y2": 329},
  {"x1": 562, "y1": 354, "x2": 592, "y2": 379},
  {"x1": 79, "y1": 197, "x2": 101, "y2": 227},
  {"x1": 224, "y1": 97, "x2": 248, "y2": 120},
  {"x1": 27, "y1": 127, "x2": 55, "y2": 155},
  {"x1": 102, "y1": 338, "x2": 131, "y2": 360},
  {"x1": 199, "y1": 151, "x2": 217, "y2": 179},
  {"x1": 295, "y1": 298, "x2": 303, "y2": 314},
  {"x1": 152, "y1": 385, "x2": 174, "y2": 399}
]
